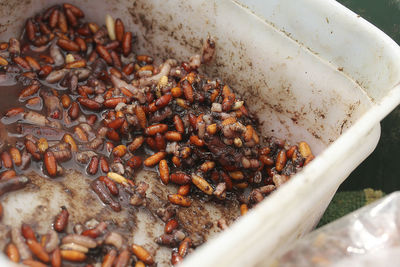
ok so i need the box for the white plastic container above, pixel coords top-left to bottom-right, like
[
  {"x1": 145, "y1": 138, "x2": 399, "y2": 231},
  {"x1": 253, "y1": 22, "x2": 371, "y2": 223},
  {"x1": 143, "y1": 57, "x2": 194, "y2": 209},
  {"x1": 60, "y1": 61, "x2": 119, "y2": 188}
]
[{"x1": 0, "y1": 0, "x2": 399, "y2": 266}]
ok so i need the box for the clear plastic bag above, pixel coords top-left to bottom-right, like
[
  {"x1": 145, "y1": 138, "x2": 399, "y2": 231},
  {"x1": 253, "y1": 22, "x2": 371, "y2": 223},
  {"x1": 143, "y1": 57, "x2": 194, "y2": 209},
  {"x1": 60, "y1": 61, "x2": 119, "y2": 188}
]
[{"x1": 272, "y1": 192, "x2": 400, "y2": 266}]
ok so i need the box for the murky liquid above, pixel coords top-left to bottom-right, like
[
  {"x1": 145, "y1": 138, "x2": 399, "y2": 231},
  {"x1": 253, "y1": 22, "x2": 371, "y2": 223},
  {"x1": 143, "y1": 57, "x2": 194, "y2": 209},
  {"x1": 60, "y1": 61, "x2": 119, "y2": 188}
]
[{"x1": 0, "y1": 69, "x2": 241, "y2": 267}]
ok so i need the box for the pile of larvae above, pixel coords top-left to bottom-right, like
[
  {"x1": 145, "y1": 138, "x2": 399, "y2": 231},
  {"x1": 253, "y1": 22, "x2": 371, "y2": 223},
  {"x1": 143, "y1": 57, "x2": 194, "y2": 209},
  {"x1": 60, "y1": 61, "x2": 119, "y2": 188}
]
[{"x1": 0, "y1": 3, "x2": 314, "y2": 267}]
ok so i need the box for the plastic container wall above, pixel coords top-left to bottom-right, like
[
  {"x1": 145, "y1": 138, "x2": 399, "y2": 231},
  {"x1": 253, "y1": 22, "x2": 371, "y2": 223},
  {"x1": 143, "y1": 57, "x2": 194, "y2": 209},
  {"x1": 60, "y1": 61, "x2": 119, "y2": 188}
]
[
  {"x1": 0, "y1": 0, "x2": 398, "y2": 266},
  {"x1": 183, "y1": 1, "x2": 400, "y2": 266}
]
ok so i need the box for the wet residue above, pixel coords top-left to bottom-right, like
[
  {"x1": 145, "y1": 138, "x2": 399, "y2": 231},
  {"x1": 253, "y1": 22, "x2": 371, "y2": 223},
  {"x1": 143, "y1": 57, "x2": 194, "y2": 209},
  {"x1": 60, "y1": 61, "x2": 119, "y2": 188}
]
[{"x1": 0, "y1": 168, "x2": 239, "y2": 263}]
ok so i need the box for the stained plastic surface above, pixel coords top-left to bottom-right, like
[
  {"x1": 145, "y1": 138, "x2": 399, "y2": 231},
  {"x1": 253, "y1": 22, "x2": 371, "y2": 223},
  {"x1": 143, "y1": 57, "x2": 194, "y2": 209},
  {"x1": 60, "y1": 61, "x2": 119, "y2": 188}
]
[
  {"x1": 274, "y1": 192, "x2": 400, "y2": 267},
  {"x1": 0, "y1": 0, "x2": 399, "y2": 266}
]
